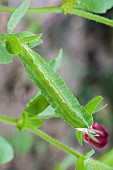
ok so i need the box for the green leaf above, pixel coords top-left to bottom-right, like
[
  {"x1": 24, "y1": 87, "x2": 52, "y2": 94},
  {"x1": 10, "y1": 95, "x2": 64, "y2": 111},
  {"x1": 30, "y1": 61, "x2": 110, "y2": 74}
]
[
  {"x1": 75, "y1": 0, "x2": 113, "y2": 14},
  {"x1": 49, "y1": 49, "x2": 63, "y2": 71},
  {"x1": 19, "y1": 45, "x2": 93, "y2": 128},
  {"x1": 5, "y1": 34, "x2": 22, "y2": 54},
  {"x1": 93, "y1": 103, "x2": 108, "y2": 113},
  {"x1": 75, "y1": 130, "x2": 83, "y2": 145},
  {"x1": 15, "y1": 31, "x2": 35, "y2": 39},
  {"x1": 0, "y1": 42, "x2": 13, "y2": 64},
  {"x1": 19, "y1": 34, "x2": 42, "y2": 43},
  {"x1": 7, "y1": 0, "x2": 30, "y2": 34},
  {"x1": 29, "y1": 39, "x2": 43, "y2": 48},
  {"x1": 15, "y1": 31, "x2": 43, "y2": 48},
  {"x1": 85, "y1": 96, "x2": 103, "y2": 114},
  {"x1": 0, "y1": 136, "x2": 14, "y2": 164},
  {"x1": 84, "y1": 150, "x2": 95, "y2": 160},
  {"x1": 38, "y1": 106, "x2": 59, "y2": 119},
  {"x1": 27, "y1": 116, "x2": 44, "y2": 128},
  {"x1": 19, "y1": 34, "x2": 42, "y2": 48},
  {"x1": 24, "y1": 92, "x2": 49, "y2": 116},
  {"x1": 76, "y1": 157, "x2": 87, "y2": 170}
]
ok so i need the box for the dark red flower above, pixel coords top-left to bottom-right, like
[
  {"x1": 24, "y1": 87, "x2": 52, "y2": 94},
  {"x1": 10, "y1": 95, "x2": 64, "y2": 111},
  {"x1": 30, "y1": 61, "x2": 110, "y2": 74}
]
[{"x1": 84, "y1": 122, "x2": 109, "y2": 148}]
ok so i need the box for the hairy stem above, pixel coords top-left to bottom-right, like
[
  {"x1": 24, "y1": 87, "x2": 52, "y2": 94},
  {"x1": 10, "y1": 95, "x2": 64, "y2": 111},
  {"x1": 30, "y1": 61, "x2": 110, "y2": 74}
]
[
  {"x1": 27, "y1": 125, "x2": 82, "y2": 158},
  {"x1": 0, "y1": 5, "x2": 113, "y2": 27},
  {"x1": 0, "y1": 114, "x2": 81, "y2": 158}
]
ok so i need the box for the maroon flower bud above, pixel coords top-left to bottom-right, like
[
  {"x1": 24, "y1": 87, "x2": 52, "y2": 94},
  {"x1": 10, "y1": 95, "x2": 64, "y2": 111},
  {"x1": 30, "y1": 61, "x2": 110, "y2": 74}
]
[{"x1": 84, "y1": 122, "x2": 109, "y2": 148}]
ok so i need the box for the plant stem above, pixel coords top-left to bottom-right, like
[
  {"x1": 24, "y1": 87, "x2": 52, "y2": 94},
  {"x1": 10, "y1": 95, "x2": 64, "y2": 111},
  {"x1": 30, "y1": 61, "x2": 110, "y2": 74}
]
[
  {"x1": 27, "y1": 125, "x2": 82, "y2": 158},
  {"x1": 0, "y1": 114, "x2": 82, "y2": 158},
  {"x1": 0, "y1": 5, "x2": 113, "y2": 27},
  {"x1": 68, "y1": 8, "x2": 113, "y2": 27},
  {"x1": 28, "y1": 6, "x2": 62, "y2": 14},
  {"x1": 0, "y1": 115, "x2": 17, "y2": 125},
  {"x1": 0, "y1": 6, "x2": 62, "y2": 14}
]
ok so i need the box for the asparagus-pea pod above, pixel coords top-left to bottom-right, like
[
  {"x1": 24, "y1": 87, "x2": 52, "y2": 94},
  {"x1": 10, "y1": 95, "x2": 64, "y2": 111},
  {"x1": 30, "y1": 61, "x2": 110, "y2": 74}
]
[
  {"x1": 5, "y1": 34, "x2": 93, "y2": 128},
  {"x1": 19, "y1": 45, "x2": 93, "y2": 128}
]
